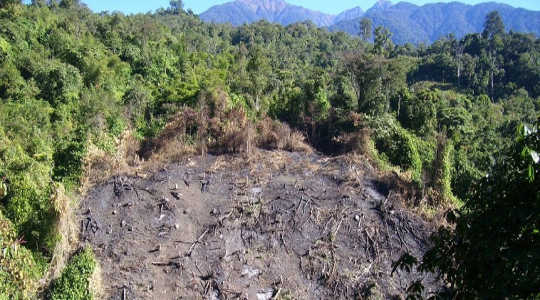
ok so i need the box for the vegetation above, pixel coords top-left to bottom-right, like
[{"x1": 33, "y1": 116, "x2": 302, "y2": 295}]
[
  {"x1": 0, "y1": 0, "x2": 537, "y2": 298},
  {"x1": 48, "y1": 248, "x2": 96, "y2": 300},
  {"x1": 395, "y1": 120, "x2": 540, "y2": 298}
]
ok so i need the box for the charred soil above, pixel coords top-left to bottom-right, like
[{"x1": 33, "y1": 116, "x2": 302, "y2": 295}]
[{"x1": 79, "y1": 150, "x2": 439, "y2": 299}]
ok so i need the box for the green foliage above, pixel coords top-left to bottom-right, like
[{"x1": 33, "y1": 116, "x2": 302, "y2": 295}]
[
  {"x1": 48, "y1": 248, "x2": 96, "y2": 300},
  {"x1": 0, "y1": 99, "x2": 57, "y2": 253},
  {"x1": 408, "y1": 119, "x2": 540, "y2": 298},
  {"x1": 0, "y1": 210, "x2": 41, "y2": 299},
  {"x1": 369, "y1": 115, "x2": 427, "y2": 183},
  {"x1": 482, "y1": 11, "x2": 505, "y2": 40},
  {"x1": 398, "y1": 89, "x2": 438, "y2": 135}
]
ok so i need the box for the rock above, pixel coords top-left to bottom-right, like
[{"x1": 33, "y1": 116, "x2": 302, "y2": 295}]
[
  {"x1": 256, "y1": 288, "x2": 274, "y2": 300},
  {"x1": 209, "y1": 290, "x2": 220, "y2": 300},
  {"x1": 174, "y1": 224, "x2": 180, "y2": 230},
  {"x1": 113, "y1": 210, "x2": 117, "y2": 215},
  {"x1": 171, "y1": 191, "x2": 182, "y2": 200},
  {"x1": 121, "y1": 220, "x2": 126, "y2": 227},
  {"x1": 251, "y1": 187, "x2": 262, "y2": 195},
  {"x1": 354, "y1": 215, "x2": 360, "y2": 222},
  {"x1": 241, "y1": 265, "x2": 260, "y2": 279}
]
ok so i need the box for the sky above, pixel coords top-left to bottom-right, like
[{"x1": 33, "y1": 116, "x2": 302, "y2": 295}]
[{"x1": 77, "y1": 0, "x2": 540, "y2": 15}]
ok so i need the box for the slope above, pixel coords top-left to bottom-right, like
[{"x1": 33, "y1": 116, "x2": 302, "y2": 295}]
[{"x1": 79, "y1": 151, "x2": 439, "y2": 299}]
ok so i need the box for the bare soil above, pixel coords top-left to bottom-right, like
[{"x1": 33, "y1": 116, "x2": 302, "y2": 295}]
[{"x1": 79, "y1": 150, "x2": 439, "y2": 299}]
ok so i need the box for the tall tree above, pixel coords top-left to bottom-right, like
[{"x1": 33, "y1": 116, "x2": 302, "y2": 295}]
[
  {"x1": 169, "y1": 0, "x2": 183, "y2": 15},
  {"x1": 482, "y1": 11, "x2": 506, "y2": 99},
  {"x1": 373, "y1": 26, "x2": 393, "y2": 57},
  {"x1": 359, "y1": 18, "x2": 372, "y2": 42},
  {"x1": 59, "y1": 0, "x2": 80, "y2": 9},
  {"x1": 482, "y1": 11, "x2": 505, "y2": 40},
  {"x1": 0, "y1": 0, "x2": 20, "y2": 8}
]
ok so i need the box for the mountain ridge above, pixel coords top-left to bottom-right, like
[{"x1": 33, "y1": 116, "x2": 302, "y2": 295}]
[
  {"x1": 200, "y1": 0, "x2": 342, "y2": 26},
  {"x1": 200, "y1": 0, "x2": 539, "y2": 44},
  {"x1": 330, "y1": 1, "x2": 540, "y2": 44}
]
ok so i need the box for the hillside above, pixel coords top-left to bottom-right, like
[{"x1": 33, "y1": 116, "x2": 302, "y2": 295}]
[
  {"x1": 0, "y1": 1, "x2": 538, "y2": 299},
  {"x1": 80, "y1": 151, "x2": 438, "y2": 299},
  {"x1": 330, "y1": 1, "x2": 540, "y2": 44}
]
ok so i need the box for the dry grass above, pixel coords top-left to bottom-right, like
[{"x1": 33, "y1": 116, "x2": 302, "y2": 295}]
[
  {"x1": 137, "y1": 91, "x2": 311, "y2": 172},
  {"x1": 81, "y1": 130, "x2": 142, "y2": 194},
  {"x1": 256, "y1": 117, "x2": 312, "y2": 153},
  {"x1": 89, "y1": 258, "x2": 104, "y2": 299},
  {"x1": 39, "y1": 184, "x2": 79, "y2": 290}
]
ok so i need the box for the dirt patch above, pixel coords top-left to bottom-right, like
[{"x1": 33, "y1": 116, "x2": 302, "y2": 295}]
[{"x1": 79, "y1": 151, "x2": 439, "y2": 299}]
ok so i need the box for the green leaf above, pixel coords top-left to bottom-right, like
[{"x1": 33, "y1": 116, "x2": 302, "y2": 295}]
[{"x1": 528, "y1": 165, "x2": 535, "y2": 182}]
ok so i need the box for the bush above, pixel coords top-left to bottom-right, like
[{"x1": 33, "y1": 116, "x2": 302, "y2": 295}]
[
  {"x1": 0, "y1": 210, "x2": 41, "y2": 299},
  {"x1": 369, "y1": 115, "x2": 425, "y2": 183},
  {"x1": 48, "y1": 248, "x2": 96, "y2": 300}
]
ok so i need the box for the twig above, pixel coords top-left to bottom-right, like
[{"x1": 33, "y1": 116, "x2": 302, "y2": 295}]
[{"x1": 186, "y1": 229, "x2": 209, "y2": 256}]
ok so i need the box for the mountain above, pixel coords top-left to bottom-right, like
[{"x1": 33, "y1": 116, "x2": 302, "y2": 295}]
[
  {"x1": 333, "y1": 7, "x2": 365, "y2": 24},
  {"x1": 199, "y1": 0, "x2": 362, "y2": 27},
  {"x1": 329, "y1": 1, "x2": 540, "y2": 44},
  {"x1": 200, "y1": 0, "x2": 334, "y2": 26}
]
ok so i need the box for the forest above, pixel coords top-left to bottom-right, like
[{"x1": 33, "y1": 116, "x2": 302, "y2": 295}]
[{"x1": 0, "y1": 0, "x2": 538, "y2": 299}]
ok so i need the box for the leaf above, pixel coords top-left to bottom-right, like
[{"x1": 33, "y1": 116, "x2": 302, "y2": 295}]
[
  {"x1": 391, "y1": 253, "x2": 418, "y2": 275},
  {"x1": 528, "y1": 165, "x2": 535, "y2": 182},
  {"x1": 521, "y1": 146, "x2": 531, "y2": 160}
]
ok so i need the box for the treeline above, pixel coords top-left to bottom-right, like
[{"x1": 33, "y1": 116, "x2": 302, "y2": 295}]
[{"x1": 0, "y1": 0, "x2": 538, "y2": 298}]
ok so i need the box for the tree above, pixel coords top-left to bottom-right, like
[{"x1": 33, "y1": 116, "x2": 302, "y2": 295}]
[
  {"x1": 0, "y1": 0, "x2": 20, "y2": 8},
  {"x1": 400, "y1": 119, "x2": 540, "y2": 298},
  {"x1": 482, "y1": 11, "x2": 505, "y2": 40},
  {"x1": 169, "y1": 0, "x2": 183, "y2": 15},
  {"x1": 30, "y1": 0, "x2": 47, "y2": 7},
  {"x1": 59, "y1": 0, "x2": 80, "y2": 9},
  {"x1": 359, "y1": 18, "x2": 372, "y2": 42},
  {"x1": 373, "y1": 26, "x2": 393, "y2": 57}
]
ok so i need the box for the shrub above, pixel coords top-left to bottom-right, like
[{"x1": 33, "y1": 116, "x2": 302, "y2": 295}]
[
  {"x1": 48, "y1": 248, "x2": 96, "y2": 300},
  {"x1": 0, "y1": 210, "x2": 41, "y2": 299},
  {"x1": 369, "y1": 115, "x2": 425, "y2": 183}
]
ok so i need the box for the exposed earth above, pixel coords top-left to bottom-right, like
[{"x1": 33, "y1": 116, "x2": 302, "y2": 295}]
[{"x1": 79, "y1": 150, "x2": 439, "y2": 299}]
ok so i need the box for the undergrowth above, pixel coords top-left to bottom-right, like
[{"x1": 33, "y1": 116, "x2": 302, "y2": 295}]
[{"x1": 47, "y1": 247, "x2": 96, "y2": 300}]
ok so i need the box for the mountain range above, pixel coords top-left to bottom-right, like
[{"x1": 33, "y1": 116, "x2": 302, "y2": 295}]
[
  {"x1": 200, "y1": 0, "x2": 364, "y2": 27},
  {"x1": 199, "y1": 0, "x2": 540, "y2": 44}
]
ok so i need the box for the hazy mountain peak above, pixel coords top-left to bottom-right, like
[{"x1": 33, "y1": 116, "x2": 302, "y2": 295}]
[
  {"x1": 200, "y1": 0, "x2": 338, "y2": 26},
  {"x1": 373, "y1": 0, "x2": 393, "y2": 10},
  {"x1": 334, "y1": 6, "x2": 365, "y2": 24},
  {"x1": 237, "y1": 0, "x2": 288, "y2": 12}
]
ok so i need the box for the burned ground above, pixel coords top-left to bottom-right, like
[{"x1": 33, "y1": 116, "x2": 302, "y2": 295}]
[{"x1": 79, "y1": 150, "x2": 439, "y2": 299}]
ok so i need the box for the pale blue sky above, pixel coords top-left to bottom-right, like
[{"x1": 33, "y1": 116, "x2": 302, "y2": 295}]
[{"x1": 77, "y1": 0, "x2": 540, "y2": 15}]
